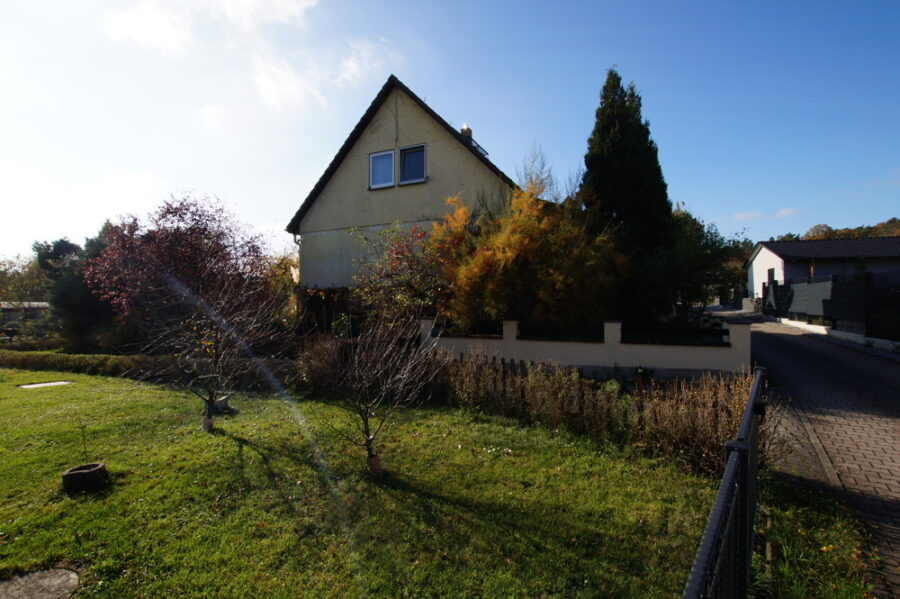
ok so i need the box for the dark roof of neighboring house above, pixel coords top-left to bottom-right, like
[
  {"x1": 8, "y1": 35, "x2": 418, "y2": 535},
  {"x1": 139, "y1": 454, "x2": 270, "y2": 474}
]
[
  {"x1": 286, "y1": 75, "x2": 517, "y2": 235},
  {"x1": 755, "y1": 237, "x2": 900, "y2": 261}
]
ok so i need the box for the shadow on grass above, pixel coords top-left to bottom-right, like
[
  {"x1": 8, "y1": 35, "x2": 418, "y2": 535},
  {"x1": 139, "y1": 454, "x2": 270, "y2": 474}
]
[
  {"x1": 752, "y1": 469, "x2": 875, "y2": 598},
  {"x1": 367, "y1": 472, "x2": 680, "y2": 596}
]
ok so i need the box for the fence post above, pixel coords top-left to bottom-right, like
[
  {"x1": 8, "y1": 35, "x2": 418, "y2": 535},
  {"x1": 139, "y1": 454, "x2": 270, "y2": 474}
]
[{"x1": 725, "y1": 439, "x2": 751, "y2": 597}]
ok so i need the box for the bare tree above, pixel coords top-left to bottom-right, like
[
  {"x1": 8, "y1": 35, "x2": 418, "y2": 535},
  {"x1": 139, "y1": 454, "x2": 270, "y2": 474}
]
[
  {"x1": 516, "y1": 142, "x2": 559, "y2": 201},
  {"x1": 562, "y1": 165, "x2": 585, "y2": 203},
  {"x1": 326, "y1": 309, "x2": 447, "y2": 477},
  {"x1": 145, "y1": 266, "x2": 292, "y2": 431}
]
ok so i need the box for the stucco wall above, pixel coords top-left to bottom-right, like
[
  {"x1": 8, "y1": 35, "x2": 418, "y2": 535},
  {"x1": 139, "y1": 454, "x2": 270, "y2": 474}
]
[
  {"x1": 298, "y1": 88, "x2": 511, "y2": 288},
  {"x1": 748, "y1": 246, "x2": 783, "y2": 298},
  {"x1": 298, "y1": 221, "x2": 432, "y2": 290},
  {"x1": 421, "y1": 320, "x2": 752, "y2": 373}
]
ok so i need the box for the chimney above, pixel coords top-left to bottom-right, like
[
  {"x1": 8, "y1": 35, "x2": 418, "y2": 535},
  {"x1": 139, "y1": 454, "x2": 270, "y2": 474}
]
[{"x1": 460, "y1": 124, "x2": 472, "y2": 140}]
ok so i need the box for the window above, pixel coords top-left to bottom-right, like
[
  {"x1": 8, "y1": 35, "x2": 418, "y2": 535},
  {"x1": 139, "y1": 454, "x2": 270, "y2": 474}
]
[
  {"x1": 399, "y1": 145, "x2": 426, "y2": 184},
  {"x1": 369, "y1": 150, "x2": 394, "y2": 189}
]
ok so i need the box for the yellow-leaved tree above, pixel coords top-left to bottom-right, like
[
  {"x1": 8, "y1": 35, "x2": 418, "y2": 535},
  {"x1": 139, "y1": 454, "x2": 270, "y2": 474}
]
[{"x1": 427, "y1": 185, "x2": 628, "y2": 331}]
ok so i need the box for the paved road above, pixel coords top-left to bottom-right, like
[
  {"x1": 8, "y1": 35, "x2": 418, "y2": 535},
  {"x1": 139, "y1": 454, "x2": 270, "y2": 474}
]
[{"x1": 752, "y1": 322, "x2": 900, "y2": 597}]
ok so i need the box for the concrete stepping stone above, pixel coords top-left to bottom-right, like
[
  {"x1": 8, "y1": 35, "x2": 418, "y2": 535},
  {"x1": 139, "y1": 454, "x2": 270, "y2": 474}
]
[
  {"x1": 0, "y1": 568, "x2": 79, "y2": 599},
  {"x1": 18, "y1": 381, "x2": 72, "y2": 389}
]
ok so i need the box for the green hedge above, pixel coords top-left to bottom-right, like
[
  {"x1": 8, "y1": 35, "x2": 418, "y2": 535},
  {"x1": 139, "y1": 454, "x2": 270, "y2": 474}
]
[
  {"x1": 0, "y1": 350, "x2": 295, "y2": 390},
  {"x1": 0, "y1": 350, "x2": 161, "y2": 378},
  {"x1": 0, "y1": 337, "x2": 65, "y2": 352}
]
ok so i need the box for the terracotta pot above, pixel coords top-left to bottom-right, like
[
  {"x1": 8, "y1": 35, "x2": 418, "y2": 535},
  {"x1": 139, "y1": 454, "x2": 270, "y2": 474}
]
[
  {"x1": 62, "y1": 462, "x2": 108, "y2": 494},
  {"x1": 367, "y1": 455, "x2": 384, "y2": 477}
]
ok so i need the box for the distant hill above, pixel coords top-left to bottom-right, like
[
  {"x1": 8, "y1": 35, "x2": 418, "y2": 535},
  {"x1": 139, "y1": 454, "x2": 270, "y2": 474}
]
[{"x1": 770, "y1": 217, "x2": 900, "y2": 242}]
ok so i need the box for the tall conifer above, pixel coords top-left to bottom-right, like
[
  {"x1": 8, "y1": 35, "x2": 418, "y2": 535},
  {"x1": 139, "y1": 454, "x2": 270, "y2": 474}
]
[
  {"x1": 580, "y1": 69, "x2": 673, "y2": 256},
  {"x1": 576, "y1": 70, "x2": 676, "y2": 319}
]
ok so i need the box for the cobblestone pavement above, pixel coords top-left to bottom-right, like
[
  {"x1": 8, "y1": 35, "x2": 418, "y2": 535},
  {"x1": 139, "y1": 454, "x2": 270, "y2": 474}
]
[{"x1": 752, "y1": 322, "x2": 900, "y2": 597}]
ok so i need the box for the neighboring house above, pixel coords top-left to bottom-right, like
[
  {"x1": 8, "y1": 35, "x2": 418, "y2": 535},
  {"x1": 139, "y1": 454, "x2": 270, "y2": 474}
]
[
  {"x1": 746, "y1": 237, "x2": 900, "y2": 298},
  {"x1": 286, "y1": 75, "x2": 516, "y2": 289},
  {"x1": 0, "y1": 301, "x2": 50, "y2": 335}
]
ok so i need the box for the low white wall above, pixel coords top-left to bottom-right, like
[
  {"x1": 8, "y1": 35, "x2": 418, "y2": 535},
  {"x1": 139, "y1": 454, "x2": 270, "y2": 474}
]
[
  {"x1": 771, "y1": 316, "x2": 899, "y2": 352},
  {"x1": 421, "y1": 320, "x2": 752, "y2": 373}
]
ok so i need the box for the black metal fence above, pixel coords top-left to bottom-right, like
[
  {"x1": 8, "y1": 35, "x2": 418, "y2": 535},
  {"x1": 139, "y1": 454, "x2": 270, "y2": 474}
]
[
  {"x1": 762, "y1": 271, "x2": 900, "y2": 341},
  {"x1": 682, "y1": 367, "x2": 766, "y2": 599}
]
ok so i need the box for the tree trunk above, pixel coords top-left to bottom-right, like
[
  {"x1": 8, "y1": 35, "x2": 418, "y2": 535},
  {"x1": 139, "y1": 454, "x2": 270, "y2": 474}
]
[
  {"x1": 203, "y1": 396, "x2": 215, "y2": 432},
  {"x1": 367, "y1": 454, "x2": 384, "y2": 478}
]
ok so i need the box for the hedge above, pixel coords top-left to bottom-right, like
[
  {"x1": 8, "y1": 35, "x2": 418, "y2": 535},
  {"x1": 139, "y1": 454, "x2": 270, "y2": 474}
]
[
  {"x1": 0, "y1": 350, "x2": 162, "y2": 378},
  {"x1": 0, "y1": 350, "x2": 295, "y2": 391}
]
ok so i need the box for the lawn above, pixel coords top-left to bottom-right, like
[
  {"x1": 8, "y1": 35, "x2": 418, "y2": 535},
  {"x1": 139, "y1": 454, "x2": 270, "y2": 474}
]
[{"x1": 0, "y1": 368, "x2": 717, "y2": 598}]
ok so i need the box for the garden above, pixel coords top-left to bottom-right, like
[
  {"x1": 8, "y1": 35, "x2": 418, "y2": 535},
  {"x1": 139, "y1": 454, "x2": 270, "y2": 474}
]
[{"x1": 0, "y1": 361, "x2": 872, "y2": 598}]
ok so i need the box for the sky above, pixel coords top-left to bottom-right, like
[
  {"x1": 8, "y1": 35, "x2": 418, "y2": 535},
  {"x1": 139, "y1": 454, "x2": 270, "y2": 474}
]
[{"x1": 1, "y1": 0, "x2": 898, "y2": 259}]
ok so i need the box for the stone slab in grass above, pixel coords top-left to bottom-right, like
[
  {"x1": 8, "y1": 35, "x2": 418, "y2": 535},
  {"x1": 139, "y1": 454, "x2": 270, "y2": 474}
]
[
  {"x1": 18, "y1": 381, "x2": 72, "y2": 389},
  {"x1": 0, "y1": 568, "x2": 79, "y2": 599}
]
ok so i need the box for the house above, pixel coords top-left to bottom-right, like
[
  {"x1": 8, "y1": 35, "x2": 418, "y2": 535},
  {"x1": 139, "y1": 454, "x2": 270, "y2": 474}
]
[
  {"x1": 0, "y1": 301, "x2": 50, "y2": 337},
  {"x1": 745, "y1": 237, "x2": 900, "y2": 298},
  {"x1": 286, "y1": 75, "x2": 516, "y2": 289}
]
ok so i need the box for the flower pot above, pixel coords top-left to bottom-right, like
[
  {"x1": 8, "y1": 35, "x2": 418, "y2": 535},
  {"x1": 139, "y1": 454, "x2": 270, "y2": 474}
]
[{"x1": 62, "y1": 462, "x2": 108, "y2": 494}]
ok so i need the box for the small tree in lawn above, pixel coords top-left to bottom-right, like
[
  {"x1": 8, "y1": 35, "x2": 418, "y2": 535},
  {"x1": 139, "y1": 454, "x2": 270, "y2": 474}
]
[
  {"x1": 84, "y1": 196, "x2": 292, "y2": 431},
  {"x1": 323, "y1": 227, "x2": 449, "y2": 477},
  {"x1": 330, "y1": 308, "x2": 446, "y2": 477}
]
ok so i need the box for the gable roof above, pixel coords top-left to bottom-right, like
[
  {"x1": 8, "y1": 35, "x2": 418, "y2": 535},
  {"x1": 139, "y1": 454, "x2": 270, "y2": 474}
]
[
  {"x1": 286, "y1": 75, "x2": 517, "y2": 234},
  {"x1": 751, "y1": 237, "x2": 900, "y2": 263}
]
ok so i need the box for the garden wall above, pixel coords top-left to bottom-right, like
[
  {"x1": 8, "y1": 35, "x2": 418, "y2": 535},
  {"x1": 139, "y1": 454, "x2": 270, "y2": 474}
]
[{"x1": 421, "y1": 319, "x2": 751, "y2": 374}]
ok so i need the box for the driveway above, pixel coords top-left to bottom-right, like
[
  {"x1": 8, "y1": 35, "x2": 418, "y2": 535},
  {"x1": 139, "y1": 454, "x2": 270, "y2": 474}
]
[{"x1": 752, "y1": 322, "x2": 900, "y2": 597}]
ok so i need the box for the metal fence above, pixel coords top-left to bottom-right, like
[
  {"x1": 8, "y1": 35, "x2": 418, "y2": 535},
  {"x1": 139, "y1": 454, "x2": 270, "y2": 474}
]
[{"x1": 682, "y1": 367, "x2": 767, "y2": 599}]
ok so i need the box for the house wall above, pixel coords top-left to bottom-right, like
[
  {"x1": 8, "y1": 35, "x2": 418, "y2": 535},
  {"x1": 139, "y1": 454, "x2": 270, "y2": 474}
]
[
  {"x1": 748, "y1": 246, "x2": 783, "y2": 298},
  {"x1": 421, "y1": 320, "x2": 752, "y2": 374},
  {"x1": 783, "y1": 261, "x2": 809, "y2": 282},
  {"x1": 298, "y1": 220, "x2": 432, "y2": 290},
  {"x1": 298, "y1": 88, "x2": 511, "y2": 288},
  {"x1": 806, "y1": 258, "x2": 900, "y2": 279}
]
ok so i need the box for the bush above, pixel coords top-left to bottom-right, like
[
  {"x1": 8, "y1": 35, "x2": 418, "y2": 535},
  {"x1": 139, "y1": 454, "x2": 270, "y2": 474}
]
[
  {"x1": 446, "y1": 356, "x2": 754, "y2": 474},
  {"x1": 294, "y1": 334, "x2": 344, "y2": 393},
  {"x1": 0, "y1": 350, "x2": 296, "y2": 393},
  {"x1": 0, "y1": 336, "x2": 65, "y2": 352},
  {"x1": 0, "y1": 350, "x2": 161, "y2": 378}
]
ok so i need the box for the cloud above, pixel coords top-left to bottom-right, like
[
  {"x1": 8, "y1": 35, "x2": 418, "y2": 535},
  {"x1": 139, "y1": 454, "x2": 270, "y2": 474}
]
[
  {"x1": 732, "y1": 212, "x2": 765, "y2": 222},
  {"x1": 104, "y1": 1, "x2": 193, "y2": 55},
  {"x1": 101, "y1": 3, "x2": 403, "y2": 114},
  {"x1": 252, "y1": 53, "x2": 325, "y2": 111},
  {"x1": 103, "y1": 0, "x2": 318, "y2": 54},
  {"x1": 213, "y1": 0, "x2": 319, "y2": 30},
  {"x1": 251, "y1": 36, "x2": 404, "y2": 112},
  {"x1": 198, "y1": 105, "x2": 227, "y2": 129},
  {"x1": 335, "y1": 37, "x2": 404, "y2": 88},
  {"x1": 774, "y1": 208, "x2": 799, "y2": 219},
  {"x1": 866, "y1": 166, "x2": 900, "y2": 189}
]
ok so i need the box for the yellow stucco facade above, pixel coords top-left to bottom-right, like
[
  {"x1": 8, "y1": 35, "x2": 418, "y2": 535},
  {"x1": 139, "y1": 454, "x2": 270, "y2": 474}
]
[{"x1": 295, "y1": 86, "x2": 512, "y2": 288}]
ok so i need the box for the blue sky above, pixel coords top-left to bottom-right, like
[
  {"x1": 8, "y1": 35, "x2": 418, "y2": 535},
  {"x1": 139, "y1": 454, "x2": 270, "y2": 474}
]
[{"x1": 1, "y1": 0, "x2": 898, "y2": 259}]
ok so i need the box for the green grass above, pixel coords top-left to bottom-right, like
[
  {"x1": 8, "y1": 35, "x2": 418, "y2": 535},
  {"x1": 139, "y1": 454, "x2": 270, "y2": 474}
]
[
  {"x1": 0, "y1": 368, "x2": 717, "y2": 598},
  {"x1": 0, "y1": 368, "x2": 872, "y2": 598},
  {"x1": 752, "y1": 474, "x2": 874, "y2": 598}
]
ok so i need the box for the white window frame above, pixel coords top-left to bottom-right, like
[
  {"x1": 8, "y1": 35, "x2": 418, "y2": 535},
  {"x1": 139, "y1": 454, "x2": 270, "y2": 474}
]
[
  {"x1": 398, "y1": 144, "x2": 427, "y2": 185},
  {"x1": 369, "y1": 149, "x2": 394, "y2": 189}
]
